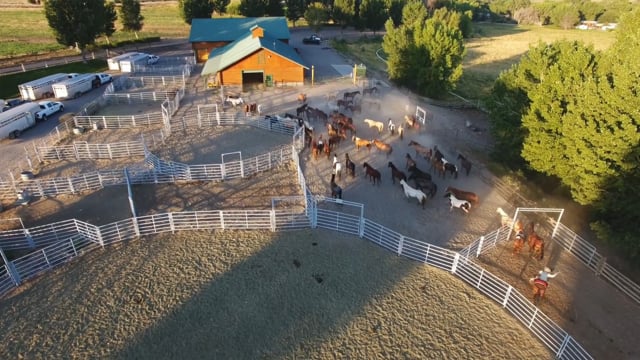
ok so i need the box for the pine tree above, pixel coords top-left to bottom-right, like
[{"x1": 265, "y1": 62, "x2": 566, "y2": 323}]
[
  {"x1": 360, "y1": 0, "x2": 388, "y2": 33},
  {"x1": 121, "y1": 0, "x2": 144, "y2": 39},
  {"x1": 179, "y1": 0, "x2": 214, "y2": 24},
  {"x1": 103, "y1": 1, "x2": 118, "y2": 45}
]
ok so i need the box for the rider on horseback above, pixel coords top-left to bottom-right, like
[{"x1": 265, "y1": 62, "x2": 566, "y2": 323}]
[{"x1": 530, "y1": 267, "x2": 560, "y2": 288}]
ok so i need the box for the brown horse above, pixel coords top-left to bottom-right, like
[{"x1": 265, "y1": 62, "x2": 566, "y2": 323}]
[
  {"x1": 372, "y1": 139, "x2": 392, "y2": 158},
  {"x1": 444, "y1": 186, "x2": 479, "y2": 205},
  {"x1": 311, "y1": 140, "x2": 320, "y2": 160},
  {"x1": 298, "y1": 93, "x2": 307, "y2": 103},
  {"x1": 363, "y1": 162, "x2": 381, "y2": 185},
  {"x1": 363, "y1": 86, "x2": 378, "y2": 96},
  {"x1": 531, "y1": 278, "x2": 549, "y2": 305},
  {"x1": 408, "y1": 140, "x2": 431, "y2": 160},
  {"x1": 404, "y1": 115, "x2": 420, "y2": 130},
  {"x1": 323, "y1": 142, "x2": 331, "y2": 160},
  {"x1": 527, "y1": 222, "x2": 545, "y2": 260},
  {"x1": 387, "y1": 162, "x2": 407, "y2": 184},
  {"x1": 352, "y1": 136, "x2": 372, "y2": 151},
  {"x1": 513, "y1": 220, "x2": 526, "y2": 255},
  {"x1": 430, "y1": 158, "x2": 446, "y2": 179}
]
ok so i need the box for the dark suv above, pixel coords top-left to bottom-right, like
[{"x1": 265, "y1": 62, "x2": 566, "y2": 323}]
[{"x1": 2, "y1": 98, "x2": 25, "y2": 111}]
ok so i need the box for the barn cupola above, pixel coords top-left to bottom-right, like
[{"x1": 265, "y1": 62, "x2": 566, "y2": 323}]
[{"x1": 250, "y1": 25, "x2": 264, "y2": 39}]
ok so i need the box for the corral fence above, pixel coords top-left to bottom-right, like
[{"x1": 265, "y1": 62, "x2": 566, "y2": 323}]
[
  {"x1": 0, "y1": 187, "x2": 593, "y2": 359},
  {"x1": 35, "y1": 140, "x2": 146, "y2": 162},
  {"x1": 459, "y1": 211, "x2": 640, "y2": 306}
]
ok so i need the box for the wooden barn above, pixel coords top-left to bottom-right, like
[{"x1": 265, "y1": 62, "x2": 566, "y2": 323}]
[
  {"x1": 189, "y1": 17, "x2": 291, "y2": 63},
  {"x1": 200, "y1": 25, "x2": 308, "y2": 88}
]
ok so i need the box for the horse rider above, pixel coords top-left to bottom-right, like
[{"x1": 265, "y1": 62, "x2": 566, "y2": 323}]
[
  {"x1": 388, "y1": 118, "x2": 395, "y2": 135},
  {"x1": 530, "y1": 267, "x2": 560, "y2": 289}
]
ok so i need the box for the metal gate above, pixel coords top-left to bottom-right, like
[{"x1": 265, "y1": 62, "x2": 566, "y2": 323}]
[
  {"x1": 197, "y1": 104, "x2": 220, "y2": 126},
  {"x1": 221, "y1": 151, "x2": 243, "y2": 180},
  {"x1": 415, "y1": 106, "x2": 433, "y2": 126},
  {"x1": 315, "y1": 196, "x2": 364, "y2": 237}
]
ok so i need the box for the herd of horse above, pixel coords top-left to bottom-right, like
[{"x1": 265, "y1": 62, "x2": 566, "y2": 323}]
[{"x1": 295, "y1": 88, "x2": 481, "y2": 215}]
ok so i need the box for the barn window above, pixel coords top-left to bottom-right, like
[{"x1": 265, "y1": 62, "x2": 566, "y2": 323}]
[{"x1": 257, "y1": 53, "x2": 265, "y2": 64}]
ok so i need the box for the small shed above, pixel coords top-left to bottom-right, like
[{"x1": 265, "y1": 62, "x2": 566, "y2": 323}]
[
  {"x1": 189, "y1": 17, "x2": 290, "y2": 63},
  {"x1": 201, "y1": 25, "x2": 307, "y2": 88}
]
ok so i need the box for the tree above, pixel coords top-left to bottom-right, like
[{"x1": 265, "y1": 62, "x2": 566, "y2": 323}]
[
  {"x1": 211, "y1": 0, "x2": 230, "y2": 15},
  {"x1": 179, "y1": 0, "x2": 214, "y2": 24},
  {"x1": 265, "y1": 0, "x2": 284, "y2": 16},
  {"x1": 120, "y1": 0, "x2": 144, "y2": 39},
  {"x1": 285, "y1": 0, "x2": 306, "y2": 26},
  {"x1": 103, "y1": 1, "x2": 117, "y2": 45},
  {"x1": 44, "y1": 0, "x2": 113, "y2": 61},
  {"x1": 304, "y1": 2, "x2": 329, "y2": 32},
  {"x1": 386, "y1": 0, "x2": 404, "y2": 27},
  {"x1": 413, "y1": 10, "x2": 465, "y2": 97},
  {"x1": 239, "y1": 0, "x2": 267, "y2": 17},
  {"x1": 360, "y1": 0, "x2": 388, "y2": 33},
  {"x1": 333, "y1": 0, "x2": 356, "y2": 28}
]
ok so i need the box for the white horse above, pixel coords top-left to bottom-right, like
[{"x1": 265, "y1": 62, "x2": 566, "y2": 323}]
[
  {"x1": 225, "y1": 96, "x2": 244, "y2": 107},
  {"x1": 400, "y1": 179, "x2": 427, "y2": 209},
  {"x1": 497, "y1": 207, "x2": 512, "y2": 226},
  {"x1": 446, "y1": 192, "x2": 471, "y2": 214},
  {"x1": 363, "y1": 119, "x2": 384, "y2": 133}
]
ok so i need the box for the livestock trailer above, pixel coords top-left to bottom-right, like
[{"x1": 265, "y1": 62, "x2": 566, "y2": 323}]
[
  {"x1": 119, "y1": 53, "x2": 150, "y2": 73},
  {"x1": 52, "y1": 74, "x2": 96, "y2": 99},
  {"x1": 18, "y1": 73, "x2": 74, "y2": 101},
  {"x1": 0, "y1": 102, "x2": 39, "y2": 139},
  {"x1": 107, "y1": 52, "x2": 138, "y2": 71}
]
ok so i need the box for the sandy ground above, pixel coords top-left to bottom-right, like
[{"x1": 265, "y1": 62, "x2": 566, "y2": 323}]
[
  {"x1": 0, "y1": 73, "x2": 638, "y2": 358},
  {"x1": 0, "y1": 229, "x2": 552, "y2": 359}
]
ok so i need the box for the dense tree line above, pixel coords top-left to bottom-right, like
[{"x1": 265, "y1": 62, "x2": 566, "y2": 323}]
[{"x1": 486, "y1": 8, "x2": 640, "y2": 265}]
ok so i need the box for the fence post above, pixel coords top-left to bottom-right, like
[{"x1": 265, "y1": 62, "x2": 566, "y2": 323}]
[
  {"x1": 450, "y1": 253, "x2": 460, "y2": 273},
  {"x1": 42, "y1": 249, "x2": 51, "y2": 268},
  {"x1": 1, "y1": 248, "x2": 21, "y2": 286},
  {"x1": 476, "y1": 236, "x2": 484, "y2": 257},
  {"x1": 556, "y1": 335, "x2": 571, "y2": 359},
  {"x1": 68, "y1": 178, "x2": 75, "y2": 194},
  {"x1": 169, "y1": 213, "x2": 175, "y2": 233},
  {"x1": 528, "y1": 308, "x2": 538, "y2": 328},
  {"x1": 220, "y1": 210, "x2": 225, "y2": 229},
  {"x1": 21, "y1": 63, "x2": 25, "y2": 72},
  {"x1": 270, "y1": 210, "x2": 276, "y2": 232},
  {"x1": 397, "y1": 235, "x2": 404, "y2": 256},
  {"x1": 502, "y1": 285, "x2": 512, "y2": 307}
]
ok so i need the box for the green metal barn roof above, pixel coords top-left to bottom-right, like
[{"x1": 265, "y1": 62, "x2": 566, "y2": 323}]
[
  {"x1": 189, "y1": 17, "x2": 290, "y2": 43},
  {"x1": 201, "y1": 32, "x2": 308, "y2": 76}
]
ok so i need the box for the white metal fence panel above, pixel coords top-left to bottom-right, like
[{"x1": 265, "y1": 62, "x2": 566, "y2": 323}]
[
  {"x1": 186, "y1": 164, "x2": 223, "y2": 181},
  {"x1": 600, "y1": 263, "x2": 640, "y2": 303},
  {"x1": 13, "y1": 250, "x2": 50, "y2": 281},
  {"x1": 316, "y1": 209, "x2": 361, "y2": 235},
  {"x1": 274, "y1": 210, "x2": 310, "y2": 230},
  {"x1": 0, "y1": 265, "x2": 16, "y2": 298},
  {"x1": 99, "y1": 219, "x2": 139, "y2": 246},
  {"x1": 0, "y1": 219, "x2": 78, "y2": 251},
  {"x1": 74, "y1": 113, "x2": 164, "y2": 128},
  {"x1": 362, "y1": 219, "x2": 401, "y2": 253},
  {"x1": 219, "y1": 210, "x2": 272, "y2": 230},
  {"x1": 74, "y1": 219, "x2": 102, "y2": 245},
  {"x1": 0, "y1": 228, "x2": 31, "y2": 250}
]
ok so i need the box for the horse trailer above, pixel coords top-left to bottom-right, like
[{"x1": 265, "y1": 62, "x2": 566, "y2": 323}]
[
  {"x1": 0, "y1": 102, "x2": 39, "y2": 140},
  {"x1": 52, "y1": 74, "x2": 96, "y2": 99},
  {"x1": 18, "y1": 73, "x2": 76, "y2": 101},
  {"x1": 118, "y1": 53, "x2": 150, "y2": 73},
  {"x1": 107, "y1": 52, "x2": 138, "y2": 71}
]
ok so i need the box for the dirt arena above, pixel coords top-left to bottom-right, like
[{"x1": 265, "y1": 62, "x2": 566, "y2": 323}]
[{"x1": 0, "y1": 74, "x2": 638, "y2": 358}]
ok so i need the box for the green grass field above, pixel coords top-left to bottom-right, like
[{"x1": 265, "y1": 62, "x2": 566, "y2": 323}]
[
  {"x1": 0, "y1": 4, "x2": 190, "y2": 58},
  {"x1": 0, "y1": 60, "x2": 107, "y2": 99},
  {"x1": 333, "y1": 23, "x2": 616, "y2": 101}
]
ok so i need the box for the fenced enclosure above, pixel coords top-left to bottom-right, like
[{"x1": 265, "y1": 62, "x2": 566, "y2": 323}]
[
  {"x1": 459, "y1": 215, "x2": 640, "y2": 306},
  {"x1": 36, "y1": 140, "x2": 146, "y2": 162}
]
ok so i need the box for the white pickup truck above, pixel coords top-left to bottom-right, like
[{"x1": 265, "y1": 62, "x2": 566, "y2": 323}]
[{"x1": 35, "y1": 100, "x2": 64, "y2": 121}]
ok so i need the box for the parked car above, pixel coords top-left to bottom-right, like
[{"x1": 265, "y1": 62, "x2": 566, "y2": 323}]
[
  {"x1": 96, "y1": 73, "x2": 113, "y2": 85},
  {"x1": 35, "y1": 100, "x2": 64, "y2": 121},
  {"x1": 302, "y1": 34, "x2": 322, "y2": 45},
  {"x1": 147, "y1": 55, "x2": 160, "y2": 65},
  {"x1": 2, "y1": 98, "x2": 26, "y2": 112}
]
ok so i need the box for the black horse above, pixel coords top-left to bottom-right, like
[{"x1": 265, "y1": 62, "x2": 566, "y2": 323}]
[
  {"x1": 457, "y1": 154, "x2": 472, "y2": 176},
  {"x1": 345, "y1": 153, "x2": 356, "y2": 177},
  {"x1": 413, "y1": 178, "x2": 438, "y2": 199},
  {"x1": 407, "y1": 164, "x2": 432, "y2": 182}
]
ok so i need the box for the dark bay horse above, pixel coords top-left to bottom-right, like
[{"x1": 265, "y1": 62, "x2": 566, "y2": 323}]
[
  {"x1": 345, "y1": 153, "x2": 356, "y2": 177},
  {"x1": 445, "y1": 186, "x2": 479, "y2": 205},
  {"x1": 388, "y1": 162, "x2": 407, "y2": 184},
  {"x1": 363, "y1": 162, "x2": 381, "y2": 185},
  {"x1": 457, "y1": 154, "x2": 472, "y2": 176},
  {"x1": 363, "y1": 86, "x2": 378, "y2": 96},
  {"x1": 330, "y1": 174, "x2": 342, "y2": 199},
  {"x1": 407, "y1": 164, "x2": 432, "y2": 182},
  {"x1": 405, "y1": 153, "x2": 417, "y2": 170},
  {"x1": 413, "y1": 177, "x2": 437, "y2": 198},
  {"x1": 512, "y1": 220, "x2": 526, "y2": 255},
  {"x1": 527, "y1": 222, "x2": 545, "y2": 260}
]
